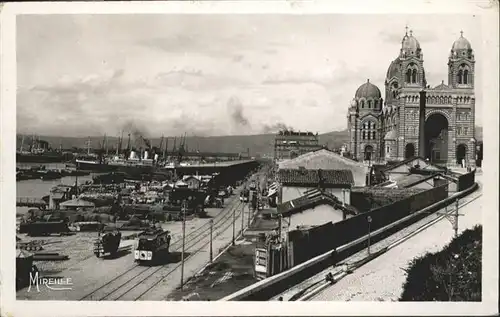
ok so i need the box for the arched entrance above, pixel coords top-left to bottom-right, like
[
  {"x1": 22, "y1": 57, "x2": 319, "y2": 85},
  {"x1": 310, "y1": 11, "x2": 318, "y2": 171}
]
[
  {"x1": 456, "y1": 144, "x2": 467, "y2": 165},
  {"x1": 364, "y1": 145, "x2": 373, "y2": 161},
  {"x1": 404, "y1": 143, "x2": 416, "y2": 159},
  {"x1": 424, "y1": 113, "x2": 449, "y2": 163}
]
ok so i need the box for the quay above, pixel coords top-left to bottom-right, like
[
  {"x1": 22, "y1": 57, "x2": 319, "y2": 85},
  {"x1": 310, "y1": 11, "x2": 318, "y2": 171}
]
[
  {"x1": 16, "y1": 197, "x2": 48, "y2": 209},
  {"x1": 162, "y1": 159, "x2": 260, "y2": 183}
]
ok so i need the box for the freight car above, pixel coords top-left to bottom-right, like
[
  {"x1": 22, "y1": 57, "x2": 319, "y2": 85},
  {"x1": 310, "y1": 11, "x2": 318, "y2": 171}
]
[
  {"x1": 19, "y1": 220, "x2": 70, "y2": 236},
  {"x1": 134, "y1": 228, "x2": 171, "y2": 264}
]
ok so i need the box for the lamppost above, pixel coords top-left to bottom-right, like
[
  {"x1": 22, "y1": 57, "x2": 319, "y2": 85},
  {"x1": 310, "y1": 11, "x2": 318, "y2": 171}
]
[
  {"x1": 209, "y1": 219, "x2": 214, "y2": 262},
  {"x1": 367, "y1": 215, "x2": 372, "y2": 255},
  {"x1": 232, "y1": 204, "x2": 236, "y2": 246}
]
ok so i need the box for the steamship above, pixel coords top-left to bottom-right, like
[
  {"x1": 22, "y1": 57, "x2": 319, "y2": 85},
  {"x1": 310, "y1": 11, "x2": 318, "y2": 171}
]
[
  {"x1": 75, "y1": 150, "x2": 157, "y2": 175},
  {"x1": 17, "y1": 135, "x2": 69, "y2": 163}
]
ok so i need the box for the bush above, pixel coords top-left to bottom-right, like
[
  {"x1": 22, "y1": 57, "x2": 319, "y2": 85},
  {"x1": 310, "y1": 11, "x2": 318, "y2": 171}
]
[{"x1": 400, "y1": 225, "x2": 482, "y2": 301}]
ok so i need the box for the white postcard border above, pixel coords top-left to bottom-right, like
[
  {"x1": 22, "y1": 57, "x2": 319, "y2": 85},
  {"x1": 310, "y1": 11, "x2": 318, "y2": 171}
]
[{"x1": 1, "y1": 1, "x2": 498, "y2": 316}]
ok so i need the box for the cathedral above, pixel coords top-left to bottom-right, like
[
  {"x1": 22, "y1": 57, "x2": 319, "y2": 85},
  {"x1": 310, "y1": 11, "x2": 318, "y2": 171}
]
[{"x1": 347, "y1": 28, "x2": 476, "y2": 167}]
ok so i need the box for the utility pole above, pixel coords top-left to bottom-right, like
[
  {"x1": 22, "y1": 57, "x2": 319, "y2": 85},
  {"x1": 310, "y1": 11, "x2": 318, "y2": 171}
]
[
  {"x1": 278, "y1": 214, "x2": 282, "y2": 243},
  {"x1": 232, "y1": 205, "x2": 236, "y2": 246},
  {"x1": 367, "y1": 215, "x2": 372, "y2": 255},
  {"x1": 180, "y1": 199, "x2": 186, "y2": 289},
  {"x1": 437, "y1": 198, "x2": 463, "y2": 238},
  {"x1": 241, "y1": 203, "x2": 245, "y2": 235},
  {"x1": 247, "y1": 202, "x2": 251, "y2": 227},
  {"x1": 341, "y1": 189, "x2": 347, "y2": 220},
  {"x1": 209, "y1": 219, "x2": 213, "y2": 262}
]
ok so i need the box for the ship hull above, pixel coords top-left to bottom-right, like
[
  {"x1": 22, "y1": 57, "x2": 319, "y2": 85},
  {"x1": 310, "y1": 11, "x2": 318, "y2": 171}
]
[
  {"x1": 75, "y1": 161, "x2": 118, "y2": 172},
  {"x1": 76, "y1": 160, "x2": 155, "y2": 175},
  {"x1": 16, "y1": 153, "x2": 66, "y2": 163}
]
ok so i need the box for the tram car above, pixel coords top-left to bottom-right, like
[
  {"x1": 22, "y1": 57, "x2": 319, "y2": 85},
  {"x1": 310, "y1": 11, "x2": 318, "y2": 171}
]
[
  {"x1": 240, "y1": 188, "x2": 250, "y2": 202},
  {"x1": 134, "y1": 228, "x2": 171, "y2": 264},
  {"x1": 93, "y1": 227, "x2": 122, "y2": 258}
]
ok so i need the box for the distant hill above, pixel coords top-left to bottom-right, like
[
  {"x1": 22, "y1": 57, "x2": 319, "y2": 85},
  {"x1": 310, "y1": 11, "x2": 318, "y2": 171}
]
[
  {"x1": 15, "y1": 126, "x2": 481, "y2": 157},
  {"x1": 16, "y1": 130, "x2": 350, "y2": 157}
]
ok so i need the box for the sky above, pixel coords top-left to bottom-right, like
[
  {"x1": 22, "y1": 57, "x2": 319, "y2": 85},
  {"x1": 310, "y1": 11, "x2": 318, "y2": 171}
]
[{"x1": 17, "y1": 14, "x2": 482, "y2": 138}]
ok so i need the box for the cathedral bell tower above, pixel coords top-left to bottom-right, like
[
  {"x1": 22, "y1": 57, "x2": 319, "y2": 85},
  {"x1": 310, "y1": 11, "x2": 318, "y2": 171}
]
[
  {"x1": 399, "y1": 28, "x2": 426, "y2": 88},
  {"x1": 448, "y1": 31, "x2": 475, "y2": 88}
]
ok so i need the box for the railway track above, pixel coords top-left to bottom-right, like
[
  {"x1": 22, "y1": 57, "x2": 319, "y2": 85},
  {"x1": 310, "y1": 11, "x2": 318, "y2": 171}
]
[
  {"x1": 79, "y1": 194, "x2": 247, "y2": 301},
  {"x1": 273, "y1": 190, "x2": 482, "y2": 301}
]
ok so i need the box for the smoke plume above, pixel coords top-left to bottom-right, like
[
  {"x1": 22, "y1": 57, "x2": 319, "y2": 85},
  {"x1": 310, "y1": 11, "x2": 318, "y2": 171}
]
[
  {"x1": 121, "y1": 120, "x2": 150, "y2": 148},
  {"x1": 262, "y1": 122, "x2": 294, "y2": 134},
  {"x1": 227, "y1": 96, "x2": 250, "y2": 128}
]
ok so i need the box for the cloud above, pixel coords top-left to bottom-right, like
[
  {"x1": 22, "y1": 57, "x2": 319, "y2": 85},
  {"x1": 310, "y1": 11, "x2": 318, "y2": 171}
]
[
  {"x1": 154, "y1": 68, "x2": 249, "y2": 91},
  {"x1": 16, "y1": 14, "x2": 483, "y2": 137}
]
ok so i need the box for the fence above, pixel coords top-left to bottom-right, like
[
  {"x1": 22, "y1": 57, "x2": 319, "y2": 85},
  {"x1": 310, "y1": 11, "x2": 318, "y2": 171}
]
[
  {"x1": 350, "y1": 187, "x2": 426, "y2": 213},
  {"x1": 286, "y1": 184, "x2": 449, "y2": 268},
  {"x1": 222, "y1": 180, "x2": 476, "y2": 301}
]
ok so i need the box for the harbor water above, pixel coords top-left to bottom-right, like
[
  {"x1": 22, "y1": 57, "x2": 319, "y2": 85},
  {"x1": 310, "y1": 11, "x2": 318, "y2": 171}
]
[{"x1": 16, "y1": 163, "x2": 95, "y2": 217}]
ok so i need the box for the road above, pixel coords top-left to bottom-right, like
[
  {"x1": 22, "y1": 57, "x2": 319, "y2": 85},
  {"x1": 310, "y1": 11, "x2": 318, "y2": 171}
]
[
  {"x1": 17, "y1": 180, "x2": 257, "y2": 300},
  {"x1": 310, "y1": 174, "x2": 483, "y2": 301}
]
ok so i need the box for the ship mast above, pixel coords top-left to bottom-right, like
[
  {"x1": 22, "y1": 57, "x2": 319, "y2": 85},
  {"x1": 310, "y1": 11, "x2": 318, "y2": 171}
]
[
  {"x1": 116, "y1": 133, "x2": 120, "y2": 156},
  {"x1": 159, "y1": 134, "x2": 164, "y2": 158},
  {"x1": 104, "y1": 133, "x2": 109, "y2": 156},
  {"x1": 119, "y1": 130, "x2": 124, "y2": 156},
  {"x1": 126, "y1": 133, "x2": 131, "y2": 151},
  {"x1": 86, "y1": 137, "x2": 92, "y2": 155},
  {"x1": 164, "y1": 137, "x2": 168, "y2": 161},
  {"x1": 20, "y1": 135, "x2": 25, "y2": 152}
]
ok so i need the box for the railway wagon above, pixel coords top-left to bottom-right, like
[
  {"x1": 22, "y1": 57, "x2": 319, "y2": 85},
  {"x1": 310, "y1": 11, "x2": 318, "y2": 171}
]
[
  {"x1": 134, "y1": 228, "x2": 171, "y2": 264},
  {"x1": 19, "y1": 220, "x2": 70, "y2": 236}
]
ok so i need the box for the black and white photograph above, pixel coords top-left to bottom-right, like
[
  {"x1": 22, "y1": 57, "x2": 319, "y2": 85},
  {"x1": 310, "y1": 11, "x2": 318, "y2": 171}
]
[{"x1": 1, "y1": 0, "x2": 498, "y2": 316}]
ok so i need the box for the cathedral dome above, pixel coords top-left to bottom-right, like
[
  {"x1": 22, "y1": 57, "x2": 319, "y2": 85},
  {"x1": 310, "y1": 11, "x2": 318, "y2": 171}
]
[
  {"x1": 401, "y1": 30, "x2": 421, "y2": 55},
  {"x1": 452, "y1": 32, "x2": 472, "y2": 51},
  {"x1": 386, "y1": 57, "x2": 401, "y2": 80},
  {"x1": 355, "y1": 79, "x2": 381, "y2": 99}
]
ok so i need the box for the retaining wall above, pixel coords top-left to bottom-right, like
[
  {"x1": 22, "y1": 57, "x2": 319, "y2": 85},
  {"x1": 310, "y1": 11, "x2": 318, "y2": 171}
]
[
  {"x1": 287, "y1": 184, "x2": 448, "y2": 267},
  {"x1": 221, "y1": 181, "x2": 473, "y2": 301},
  {"x1": 457, "y1": 169, "x2": 476, "y2": 192}
]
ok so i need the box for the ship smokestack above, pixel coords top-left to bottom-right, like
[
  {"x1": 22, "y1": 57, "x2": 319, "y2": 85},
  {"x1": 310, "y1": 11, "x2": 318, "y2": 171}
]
[
  {"x1": 144, "y1": 150, "x2": 149, "y2": 160},
  {"x1": 418, "y1": 90, "x2": 427, "y2": 158}
]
